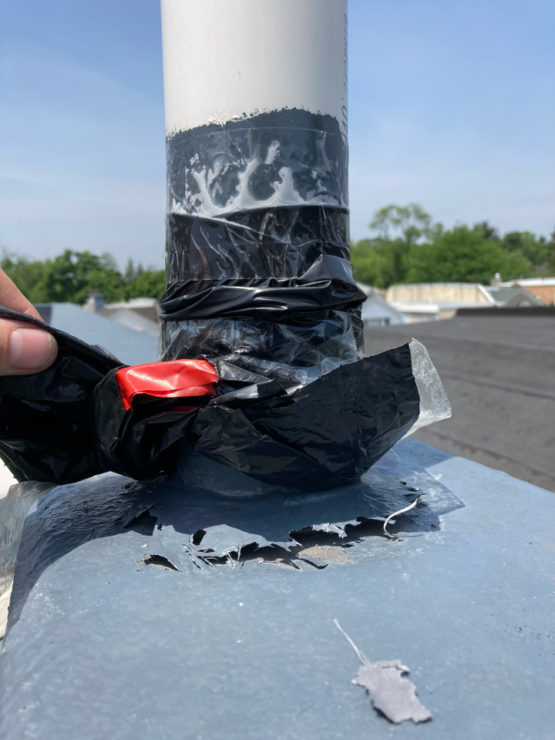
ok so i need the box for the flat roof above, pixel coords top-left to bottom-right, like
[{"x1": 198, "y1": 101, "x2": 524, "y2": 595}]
[{"x1": 364, "y1": 312, "x2": 555, "y2": 492}]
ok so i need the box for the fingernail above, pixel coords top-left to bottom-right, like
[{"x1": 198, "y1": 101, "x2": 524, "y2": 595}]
[{"x1": 9, "y1": 328, "x2": 57, "y2": 370}]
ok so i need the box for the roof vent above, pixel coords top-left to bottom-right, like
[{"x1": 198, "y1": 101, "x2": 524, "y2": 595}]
[{"x1": 84, "y1": 292, "x2": 105, "y2": 313}]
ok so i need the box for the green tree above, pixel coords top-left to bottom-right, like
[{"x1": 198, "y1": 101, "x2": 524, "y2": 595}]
[
  {"x1": 474, "y1": 221, "x2": 499, "y2": 241},
  {"x1": 546, "y1": 229, "x2": 555, "y2": 274},
  {"x1": 31, "y1": 250, "x2": 125, "y2": 304},
  {"x1": 125, "y1": 269, "x2": 166, "y2": 300},
  {"x1": 1, "y1": 251, "x2": 47, "y2": 303},
  {"x1": 86, "y1": 268, "x2": 125, "y2": 303},
  {"x1": 123, "y1": 258, "x2": 145, "y2": 284},
  {"x1": 369, "y1": 203, "x2": 437, "y2": 244},
  {"x1": 350, "y1": 240, "x2": 390, "y2": 287},
  {"x1": 1, "y1": 249, "x2": 168, "y2": 304},
  {"x1": 405, "y1": 226, "x2": 531, "y2": 284},
  {"x1": 351, "y1": 204, "x2": 441, "y2": 287},
  {"x1": 500, "y1": 231, "x2": 547, "y2": 269}
]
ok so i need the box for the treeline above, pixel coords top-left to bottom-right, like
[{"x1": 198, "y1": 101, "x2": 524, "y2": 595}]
[
  {"x1": 0, "y1": 250, "x2": 166, "y2": 305},
  {"x1": 351, "y1": 204, "x2": 555, "y2": 288}
]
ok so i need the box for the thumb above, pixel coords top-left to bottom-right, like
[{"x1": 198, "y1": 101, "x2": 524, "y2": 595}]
[
  {"x1": 0, "y1": 269, "x2": 58, "y2": 375},
  {"x1": 0, "y1": 319, "x2": 58, "y2": 375}
]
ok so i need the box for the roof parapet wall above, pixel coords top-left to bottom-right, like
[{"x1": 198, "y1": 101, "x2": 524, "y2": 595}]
[{"x1": 386, "y1": 283, "x2": 491, "y2": 305}]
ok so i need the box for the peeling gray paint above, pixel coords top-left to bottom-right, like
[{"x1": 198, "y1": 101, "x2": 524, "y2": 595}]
[
  {"x1": 3, "y1": 444, "x2": 461, "y2": 631},
  {"x1": 140, "y1": 554, "x2": 180, "y2": 571},
  {"x1": 335, "y1": 620, "x2": 432, "y2": 724},
  {"x1": 354, "y1": 660, "x2": 432, "y2": 724}
]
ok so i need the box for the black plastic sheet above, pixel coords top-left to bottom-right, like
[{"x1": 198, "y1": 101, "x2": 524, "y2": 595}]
[
  {"x1": 190, "y1": 343, "x2": 419, "y2": 489},
  {"x1": 0, "y1": 307, "x2": 118, "y2": 483},
  {"x1": 0, "y1": 307, "x2": 420, "y2": 489}
]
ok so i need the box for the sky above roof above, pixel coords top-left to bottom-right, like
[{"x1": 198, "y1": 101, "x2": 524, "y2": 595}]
[{"x1": 1, "y1": 0, "x2": 554, "y2": 269}]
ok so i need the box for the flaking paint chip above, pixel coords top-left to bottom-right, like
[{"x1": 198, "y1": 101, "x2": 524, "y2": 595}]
[{"x1": 335, "y1": 619, "x2": 432, "y2": 725}]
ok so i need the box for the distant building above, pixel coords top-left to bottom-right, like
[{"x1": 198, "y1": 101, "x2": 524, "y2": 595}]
[
  {"x1": 84, "y1": 294, "x2": 160, "y2": 338},
  {"x1": 357, "y1": 284, "x2": 405, "y2": 327},
  {"x1": 498, "y1": 277, "x2": 555, "y2": 305},
  {"x1": 385, "y1": 282, "x2": 543, "y2": 322},
  {"x1": 35, "y1": 302, "x2": 159, "y2": 365},
  {"x1": 484, "y1": 285, "x2": 543, "y2": 308}
]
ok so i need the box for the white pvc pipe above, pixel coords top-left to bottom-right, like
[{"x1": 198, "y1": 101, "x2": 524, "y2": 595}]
[{"x1": 161, "y1": 0, "x2": 347, "y2": 136}]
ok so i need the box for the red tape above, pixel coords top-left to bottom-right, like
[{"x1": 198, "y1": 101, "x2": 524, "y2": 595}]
[{"x1": 115, "y1": 360, "x2": 218, "y2": 411}]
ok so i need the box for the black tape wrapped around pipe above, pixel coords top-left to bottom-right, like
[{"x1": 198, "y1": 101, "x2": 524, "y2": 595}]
[
  {"x1": 160, "y1": 277, "x2": 365, "y2": 321},
  {"x1": 163, "y1": 109, "x2": 362, "y2": 371}
]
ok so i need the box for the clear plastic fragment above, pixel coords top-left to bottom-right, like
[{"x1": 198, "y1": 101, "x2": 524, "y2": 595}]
[{"x1": 406, "y1": 338, "x2": 452, "y2": 435}]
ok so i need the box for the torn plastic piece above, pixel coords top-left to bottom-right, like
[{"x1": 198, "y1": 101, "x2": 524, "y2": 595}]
[
  {"x1": 383, "y1": 496, "x2": 421, "y2": 540},
  {"x1": 335, "y1": 620, "x2": 432, "y2": 724},
  {"x1": 354, "y1": 660, "x2": 432, "y2": 724},
  {"x1": 185, "y1": 342, "x2": 420, "y2": 489},
  {"x1": 406, "y1": 339, "x2": 451, "y2": 435},
  {"x1": 115, "y1": 359, "x2": 217, "y2": 411}
]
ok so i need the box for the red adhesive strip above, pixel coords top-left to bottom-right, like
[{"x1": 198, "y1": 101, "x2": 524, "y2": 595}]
[{"x1": 116, "y1": 360, "x2": 218, "y2": 411}]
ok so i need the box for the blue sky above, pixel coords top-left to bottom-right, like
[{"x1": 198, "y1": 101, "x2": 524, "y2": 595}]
[{"x1": 1, "y1": 0, "x2": 553, "y2": 269}]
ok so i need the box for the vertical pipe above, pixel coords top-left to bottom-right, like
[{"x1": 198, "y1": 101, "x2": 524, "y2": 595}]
[{"x1": 160, "y1": 0, "x2": 363, "y2": 382}]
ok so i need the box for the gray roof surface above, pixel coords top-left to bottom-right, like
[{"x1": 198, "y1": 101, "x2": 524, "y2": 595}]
[
  {"x1": 486, "y1": 286, "x2": 542, "y2": 306},
  {"x1": 99, "y1": 307, "x2": 160, "y2": 338},
  {"x1": 364, "y1": 311, "x2": 555, "y2": 492},
  {"x1": 47, "y1": 303, "x2": 159, "y2": 365},
  {"x1": 0, "y1": 439, "x2": 553, "y2": 738},
  {"x1": 361, "y1": 293, "x2": 405, "y2": 323}
]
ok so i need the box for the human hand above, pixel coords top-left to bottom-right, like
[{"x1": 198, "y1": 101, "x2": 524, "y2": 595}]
[{"x1": 0, "y1": 269, "x2": 58, "y2": 374}]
